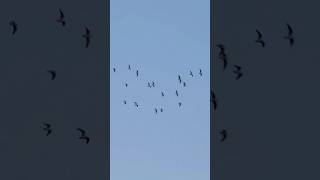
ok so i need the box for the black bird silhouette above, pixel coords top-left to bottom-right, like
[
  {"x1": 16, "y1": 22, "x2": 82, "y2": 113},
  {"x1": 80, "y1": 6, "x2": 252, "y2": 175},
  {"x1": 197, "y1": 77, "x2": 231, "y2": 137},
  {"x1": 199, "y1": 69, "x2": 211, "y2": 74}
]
[
  {"x1": 136, "y1": 70, "x2": 139, "y2": 77},
  {"x1": 189, "y1": 70, "x2": 193, "y2": 77},
  {"x1": 178, "y1": 102, "x2": 182, "y2": 107},
  {"x1": 77, "y1": 128, "x2": 90, "y2": 144},
  {"x1": 216, "y1": 44, "x2": 228, "y2": 70},
  {"x1": 47, "y1": 70, "x2": 56, "y2": 80},
  {"x1": 125, "y1": 83, "x2": 128, "y2": 87},
  {"x1": 152, "y1": 81, "x2": 155, "y2": 87},
  {"x1": 233, "y1": 65, "x2": 243, "y2": 80},
  {"x1": 154, "y1": 108, "x2": 158, "y2": 114},
  {"x1": 284, "y1": 23, "x2": 294, "y2": 47},
  {"x1": 9, "y1": 21, "x2": 17, "y2": 35},
  {"x1": 199, "y1": 69, "x2": 203, "y2": 76},
  {"x1": 178, "y1": 75, "x2": 182, "y2": 84},
  {"x1": 82, "y1": 27, "x2": 92, "y2": 48},
  {"x1": 128, "y1": 65, "x2": 131, "y2": 70},
  {"x1": 183, "y1": 82, "x2": 186, "y2": 87},
  {"x1": 175, "y1": 90, "x2": 179, "y2": 97},
  {"x1": 147, "y1": 82, "x2": 151, "y2": 88},
  {"x1": 161, "y1": 92, "x2": 164, "y2": 97},
  {"x1": 124, "y1": 100, "x2": 127, "y2": 104},
  {"x1": 211, "y1": 90, "x2": 217, "y2": 111},
  {"x1": 255, "y1": 29, "x2": 265, "y2": 47},
  {"x1": 77, "y1": 128, "x2": 86, "y2": 136},
  {"x1": 43, "y1": 123, "x2": 52, "y2": 136},
  {"x1": 220, "y1": 129, "x2": 227, "y2": 142},
  {"x1": 134, "y1": 102, "x2": 138, "y2": 108},
  {"x1": 112, "y1": 68, "x2": 116, "y2": 72},
  {"x1": 56, "y1": 9, "x2": 66, "y2": 26}
]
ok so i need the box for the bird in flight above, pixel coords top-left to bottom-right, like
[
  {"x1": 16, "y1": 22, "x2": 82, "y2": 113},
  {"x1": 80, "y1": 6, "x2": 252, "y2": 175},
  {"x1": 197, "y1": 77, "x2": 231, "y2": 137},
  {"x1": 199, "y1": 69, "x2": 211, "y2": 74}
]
[
  {"x1": 284, "y1": 23, "x2": 294, "y2": 47},
  {"x1": 136, "y1": 70, "x2": 139, "y2": 77},
  {"x1": 128, "y1": 65, "x2": 131, "y2": 70},
  {"x1": 199, "y1": 69, "x2": 203, "y2": 76},
  {"x1": 82, "y1": 27, "x2": 92, "y2": 48},
  {"x1": 233, "y1": 65, "x2": 243, "y2": 80},
  {"x1": 125, "y1": 83, "x2": 128, "y2": 87},
  {"x1": 183, "y1": 82, "x2": 186, "y2": 87},
  {"x1": 220, "y1": 129, "x2": 227, "y2": 142},
  {"x1": 134, "y1": 102, "x2": 139, "y2": 108},
  {"x1": 161, "y1": 92, "x2": 164, "y2": 97},
  {"x1": 152, "y1": 81, "x2": 155, "y2": 87},
  {"x1": 216, "y1": 44, "x2": 228, "y2": 70},
  {"x1": 46, "y1": 70, "x2": 56, "y2": 80},
  {"x1": 147, "y1": 82, "x2": 151, "y2": 88},
  {"x1": 178, "y1": 102, "x2": 182, "y2": 107},
  {"x1": 9, "y1": 21, "x2": 17, "y2": 35},
  {"x1": 211, "y1": 90, "x2": 217, "y2": 111},
  {"x1": 154, "y1": 108, "x2": 158, "y2": 114},
  {"x1": 56, "y1": 9, "x2": 66, "y2": 26},
  {"x1": 112, "y1": 68, "x2": 116, "y2": 72},
  {"x1": 175, "y1": 90, "x2": 179, "y2": 97},
  {"x1": 178, "y1": 75, "x2": 182, "y2": 84},
  {"x1": 189, "y1": 70, "x2": 194, "y2": 77},
  {"x1": 123, "y1": 100, "x2": 127, "y2": 104},
  {"x1": 43, "y1": 123, "x2": 52, "y2": 136},
  {"x1": 77, "y1": 128, "x2": 90, "y2": 144},
  {"x1": 255, "y1": 29, "x2": 265, "y2": 47}
]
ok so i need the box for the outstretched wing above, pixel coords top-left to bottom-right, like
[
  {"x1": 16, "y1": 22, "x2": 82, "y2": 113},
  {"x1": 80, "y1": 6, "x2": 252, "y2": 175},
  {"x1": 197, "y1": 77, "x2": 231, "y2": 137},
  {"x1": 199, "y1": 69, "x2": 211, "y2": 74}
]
[
  {"x1": 59, "y1": 9, "x2": 64, "y2": 19},
  {"x1": 286, "y1": 23, "x2": 293, "y2": 35}
]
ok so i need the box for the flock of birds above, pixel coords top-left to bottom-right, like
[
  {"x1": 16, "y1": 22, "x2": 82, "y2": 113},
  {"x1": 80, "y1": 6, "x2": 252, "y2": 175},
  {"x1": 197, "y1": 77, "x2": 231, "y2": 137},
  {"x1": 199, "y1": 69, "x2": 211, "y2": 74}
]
[
  {"x1": 8, "y1": 9, "x2": 94, "y2": 144},
  {"x1": 112, "y1": 64, "x2": 205, "y2": 115},
  {"x1": 211, "y1": 23, "x2": 295, "y2": 142}
]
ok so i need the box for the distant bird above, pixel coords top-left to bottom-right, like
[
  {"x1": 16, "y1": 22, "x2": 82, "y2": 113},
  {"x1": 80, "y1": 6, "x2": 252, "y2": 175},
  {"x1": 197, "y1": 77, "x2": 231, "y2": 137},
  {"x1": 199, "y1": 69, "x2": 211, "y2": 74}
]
[
  {"x1": 178, "y1": 75, "x2": 182, "y2": 84},
  {"x1": 112, "y1": 68, "x2": 116, "y2": 72},
  {"x1": 82, "y1": 27, "x2": 92, "y2": 48},
  {"x1": 189, "y1": 70, "x2": 193, "y2": 77},
  {"x1": 175, "y1": 90, "x2": 179, "y2": 97},
  {"x1": 134, "y1": 102, "x2": 138, "y2": 108},
  {"x1": 216, "y1": 44, "x2": 228, "y2": 70},
  {"x1": 77, "y1": 128, "x2": 90, "y2": 144},
  {"x1": 152, "y1": 81, "x2": 155, "y2": 87},
  {"x1": 199, "y1": 69, "x2": 203, "y2": 76},
  {"x1": 183, "y1": 82, "x2": 186, "y2": 87},
  {"x1": 284, "y1": 23, "x2": 294, "y2": 47},
  {"x1": 178, "y1": 102, "x2": 182, "y2": 107},
  {"x1": 123, "y1": 100, "x2": 127, "y2": 104},
  {"x1": 125, "y1": 83, "x2": 128, "y2": 87},
  {"x1": 220, "y1": 129, "x2": 227, "y2": 142},
  {"x1": 255, "y1": 29, "x2": 265, "y2": 47},
  {"x1": 211, "y1": 90, "x2": 217, "y2": 111},
  {"x1": 136, "y1": 70, "x2": 139, "y2": 77},
  {"x1": 161, "y1": 92, "x2": 164, "y2": 97},
  {"x1": 216, "y1": 44, "x2": 225, "y2": 53},
  {"x1": 43, "y1": 123, "x2": 52, "y2": 136},
  {"x1": 128, "y1": 65, "x2": 131, "y2": 70},
  {"x1": 160, "y1": 108, "x2": 163, "y2": 112},
  {"x1": 154, "y1": 108, "x2": 158, "y2": 114},
  {"x1": 147, "y1": 82, "x2": 151, "y2": 88},
  {"x1": 46, "y1": 70, "x2": 56, "y2": 80},
  {"x1": 56, "y1": 9, "x2": 66, "y2": 26},
  {"x1": 233, "y1": 65, "x2": 243, "y2": 80},
  {"x1": 9, "y1": 21, "x2": 17, "y2": 35}
]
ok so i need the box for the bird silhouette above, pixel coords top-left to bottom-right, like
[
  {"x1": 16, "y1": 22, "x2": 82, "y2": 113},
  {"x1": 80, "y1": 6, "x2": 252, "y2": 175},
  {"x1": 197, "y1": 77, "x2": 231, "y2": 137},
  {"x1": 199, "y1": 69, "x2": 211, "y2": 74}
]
[
  {"x1": 77, "y1": 128, "x2": 86, "y2": 137},
  {"x1": 112, "y1": 68, "x2": 116, "y2": 72},
  {"x1": 178, "y1": 102, "x2": 182, "y2": 107},
  {"x1": 284, "y1": 23, "x2": 294, "y2": 47},
  {"x1": 134, "y1": 102, "x2": 138, "y2": 108},
  {"x1": 82, "y1": 27, "x2": 92, "y2": 48},
  {"x1": 136, "y1": 70, "x2": 139, "y2": 77},
  {"x1": 216, "y1": 44, "x2": 228, "y2": 70},
  {"x1": 43, "y1": 123, "x2": 52, "y2": 136},
  {"x1": 189, "y1": 70, "x2": 193, "y2": 77},
  {"x1": 183, "y1": 82, "x2": 186, "y2": 87},
  {"x1": 77, "y1": 128, "x2": 90, "y2": 144},
  {"x1": 255, "y1": 29, "x2": 265, "y2": 47},
  {"x1": 147, "y1": 82, "x2": 151, "y2": 88},
  {"x1": 178, "y1": 75, "x2": 182, "y2": 84},
  {"x1": 154, "y1": 108, "x2": 158, "y2": 114},
  {"x1": 152, "y1": 81, "x2": 155, "y2": 87},
  {"x1": 56, "y1": 9, "x2": 66, "y2": 26},
  {"x1": 124, "y1": 100, "x2": 127, "y2": 104},
  {"x1": 220, "y1": 129, "x2": 227, "y2": 142},
  {"x1": 46, "y1": 70, "x2": 56, "y2": 80},
  {"x1": 233, "y1": 65, "x2": 243, "y2": 80},
  {"x1": 175, "y1": 90, "x2": 179, "y2": 97},
  {"x1": 128, "y1": 65, "x2": 131, "y2": 70},
  {"x1": 9, "y1": 21, "x2": 17, "y2": 35},
  {"x1": 125, "y1": 83, "x2": 128, "y2": 87},
  {"x1": 211, "y1": 90, "x2": 217, "y2": 111},
  {"x1": 161, "y1": 92, "x2": 164, "y2": 97},
  {"x1": 199, "y1": 69, "x2": 203, "y2": 76}
]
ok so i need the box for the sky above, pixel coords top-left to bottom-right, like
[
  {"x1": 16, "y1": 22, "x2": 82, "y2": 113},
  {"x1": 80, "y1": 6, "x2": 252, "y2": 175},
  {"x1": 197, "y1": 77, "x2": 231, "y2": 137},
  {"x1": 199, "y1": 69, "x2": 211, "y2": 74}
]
[{"x1": 110, "y1": 0, "x2": 210, "y2": 180}]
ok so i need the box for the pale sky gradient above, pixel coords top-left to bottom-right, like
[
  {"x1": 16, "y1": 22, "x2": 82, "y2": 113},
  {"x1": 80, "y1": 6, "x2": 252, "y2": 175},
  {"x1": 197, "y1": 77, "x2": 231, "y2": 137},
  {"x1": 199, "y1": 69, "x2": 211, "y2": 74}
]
[{"x1": 110, "y1": 0, "x2": 210, "y2": 179}]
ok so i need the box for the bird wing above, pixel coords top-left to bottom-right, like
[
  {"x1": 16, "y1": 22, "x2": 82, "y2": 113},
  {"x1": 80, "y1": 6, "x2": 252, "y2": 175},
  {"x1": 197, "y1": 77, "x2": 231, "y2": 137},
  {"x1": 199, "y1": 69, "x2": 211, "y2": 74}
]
[
  {"x1": 59, "y1": 9, "x2": 64, "y2": 18},
  {"x1": 256, "y1": 29, "x2": 262, "y2": 38},
  {"x1": 287, "y1": 23, "x2": 293, "y2": 34}
]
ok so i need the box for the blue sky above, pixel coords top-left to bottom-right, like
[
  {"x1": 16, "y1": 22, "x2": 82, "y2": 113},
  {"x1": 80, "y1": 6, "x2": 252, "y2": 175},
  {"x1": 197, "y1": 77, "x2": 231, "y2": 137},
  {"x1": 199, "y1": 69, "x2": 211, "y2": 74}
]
[{"x1": 110, "y1": 0, "x2": 210, "y2": 179}]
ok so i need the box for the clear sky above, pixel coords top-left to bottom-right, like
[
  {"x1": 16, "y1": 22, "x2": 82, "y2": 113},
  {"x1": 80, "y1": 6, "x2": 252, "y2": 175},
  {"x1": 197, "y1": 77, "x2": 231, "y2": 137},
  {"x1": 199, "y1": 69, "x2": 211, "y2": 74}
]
[{"x1": 110, "y1": 0, "x2": 210, "y2": 179}]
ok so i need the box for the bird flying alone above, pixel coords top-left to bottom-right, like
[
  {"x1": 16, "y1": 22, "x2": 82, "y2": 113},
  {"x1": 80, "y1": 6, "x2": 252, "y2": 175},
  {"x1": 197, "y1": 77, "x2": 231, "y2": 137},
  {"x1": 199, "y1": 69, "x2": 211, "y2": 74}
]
[
  {"x1": 128, "y1": 65, "x2": 131, "y2": 70},
  {"x1": 9, "y1": 21, "x2": 17, "y2": 35},
  {"x1": 161, "y1": 92, "x2": 164, "y2": 97},
  {"x1": 77, "y1": 128, "x2": 90, "y2": 144},
  {"x1": 199, "y1": 69, "x2": 203, "y2": 76},
  {"x1": 178, "y1": 102, "x2": 182, "y2": 107},
  {"x1": 82, "y1": 27, "x2": 92, "y2": 48},
  {"x1": 47, "y1": 70, "x2": 56, "y2": 80},
  {"x1": 284, "y1": 23, "x2": 294, "y2": 47},
  {"x1": 112, "y1": 68, "x2": 116, "y2": 72},
  {"x1": 178, "y1": 75, "x2": 182, "y2": 84},
  {"x1": 255, "y1": 29, "x2": 265, "y2": 47},
  {"x1": 43, "y1": 123, "x2": 52, "y2": 136},
  {"x1": 220, "y1": 129, "x2": 227, "y2": 142},
  {"x1": 56, "y1": 9, "x2": 66, "y2": 26},
  {"x1": 175, "y1": 90, "x2": 179, "y2": 97},
  {"x1": 136, "y1": 70, "x2": 139, "y2": 77},
  {"x1": 211, "y1": 90, "x2": 217, "y2": 111},
  {"x1": 189, "y1": 70, "x2": 193, "y2": 77},
  {"x1": 233, "y1": 65, "x2": 243, "y2": 80}
]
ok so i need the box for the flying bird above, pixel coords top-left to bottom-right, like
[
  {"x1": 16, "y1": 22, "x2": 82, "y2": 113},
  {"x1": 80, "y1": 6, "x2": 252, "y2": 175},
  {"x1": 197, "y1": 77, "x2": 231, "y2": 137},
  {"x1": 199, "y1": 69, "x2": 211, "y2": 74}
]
[
  {"x1": 178, "y1": 102, "x2": 182, "y2": 107},
  {"x1": 77, "y1": 128, "x2": 86, "y2": 137},
  {"x1": 136, "y1": 70, "x2": 139, "y2": 77},
  {"x1": 46, "y1": 70, "x2": 56, "y2": 80},
  {"x1": 220, "y1": 129, "x2": 227, "y2": 142},
  {"x1": 189, "y1": 70, "x2": 193, "y2": 77},
  {"x1": 183, "y1": 82, "x2": 186, "y2": 87},
  {"x1": 43, "y1": 123, "x2": 52, "y2": 136},
  {"x1": 175, "y1": 90, "x2": 179, "y2": 97},
  {"x1": 216, "y1": 44, "x2": 225, "y2": 53},
  {"x1": 77, "y1": 128, "x2": 90, "y2": 144},
  {"x1": 56, "y1": 9, "x2": 66, "y2": 26},
  {"x1": 154, "y1": 108, "x2": 158, "y2": 114},
  {"x1": 284, "y1": 23, "x2": 294, "y2": 47},
  {"x1": 123, "y1": 100, "x2": 127, "y2": 104},
  {"x1": 199, "y1": 69, "x2": 203, "y2": 76},
  {"x1": 255, "y1": 29, "x2": 265, "y2": 47},
  {"x1": 128, "y1": 65, "x2": 131, "y2": 70},
  {"x1": 233, "y1": 65, "x2": 243, "y2": 80},
  {"x1": 152, "y1": 81, "x2": 155, "y2": 87},
  {"x1": 161, "y1": 92, "x2": 164, "y2": 97},
  {"x1": 134, "y1": 102, "x2": 138, "y2": 108},
  {"x1": 9, "y1": 21, "x2": 17, "y2": 35},
  {"x1": 125, "y1": 83, "x2": 128, "y2": 87},
  {"x1": 211, "y1": 90, "x2": 217, "y2": 111},
  {"x1": 147, "y1": 82, "x2": 151, "y2": 88},
  {"x1": 79, "y1": 136, "x2": 90, "y2": 144},
  {"x1": 178, "y1": 75, "x2": 182, "y2": 84},
  {"x1": 112, "y1": 68, "x2": 116, "y2": 72},
  {"x1": 82, "y1": 27, "x2": 92, "y2": 48}
]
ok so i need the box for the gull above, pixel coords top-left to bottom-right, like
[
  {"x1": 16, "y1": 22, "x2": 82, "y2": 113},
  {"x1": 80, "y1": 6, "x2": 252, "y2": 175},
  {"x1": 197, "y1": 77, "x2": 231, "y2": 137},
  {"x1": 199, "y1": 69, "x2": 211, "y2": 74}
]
[
  {"x1": 9, "y1": 21, "x2": 17, "y2": 35},
  {"x1": 82, "y1": 27, "x2": 92, "y2": 48},
  {"x1": 284, "y1": 23, "x2": 294, "y2": 47},
  {"x1": 43, "y1": 123, "x2": 52, "y2": 136},
  {"x1": 233, "y1": 65, "x2": 243, "y2": 80},
  {"x1": 46, "y1": 70, "x2": 56, "y2": 80},
  {"x1": 56, "y1": 9, "x2": 66, "y2": 26},
  {"x1": 220, "y1": 129, "x2": 227, "y2": 142},
  {"x1": 255, "y1": 29, "x2": 265, "y2": 47}
]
